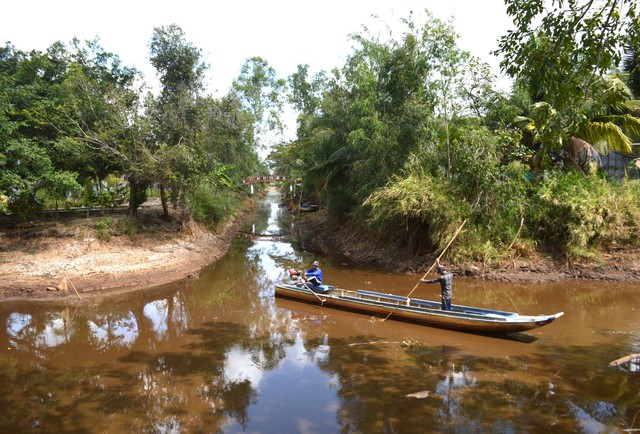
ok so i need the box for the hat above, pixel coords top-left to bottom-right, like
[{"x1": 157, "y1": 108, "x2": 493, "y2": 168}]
[{"x1": 312, "y1": 261, "x2": 320, "y2": 266}]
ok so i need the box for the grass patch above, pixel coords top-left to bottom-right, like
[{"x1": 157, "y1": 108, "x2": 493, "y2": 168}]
[{"x1": 95, "y1": 217, "x2": 113, "y2": 241}]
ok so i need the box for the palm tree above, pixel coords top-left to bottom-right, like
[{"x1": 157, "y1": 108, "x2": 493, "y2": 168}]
[{"x1": 514, "y1": 76, "x2": 640, "y2": 174}]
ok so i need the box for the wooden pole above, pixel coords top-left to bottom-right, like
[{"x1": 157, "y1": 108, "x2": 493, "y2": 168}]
[
  {"x1": 504, "y1": 217, "x2": 524, "y2": 255},
  {"x1": 297, "y1": 275, "x2": 325, "y2": 305},
  {"x1": 609, "y1": 353, "x2": 640, "y2": 367},
  {"x1": 63, "y1": 272, "x2": 82, "y2": 300},
  {"x1": 383, "y1": 219, "x2": 467, "y2": 321}
]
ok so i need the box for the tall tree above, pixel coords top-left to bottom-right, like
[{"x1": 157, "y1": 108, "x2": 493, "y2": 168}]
[
  {"x1": 623, "y1": 37, "x2": 640, "y2": 100},
  {"x1": 0, "y1": 42, "x2": 82, "y2": 215},
  {"x1": 232, "y1": 56, "x2": 286, "y2": 153},
  {"x1": 149, "y1": 24, "x2": 208, "y2": 217},
  {"x1": 282, "y1": 11, "x2": 470, "y2": 217},
  {"x1": 498, "y1": 0, "x2": 638, "y2": 109},
  {"x1": 196, "y1": 93, "x2": 259, "y2": 180},
  {"x1": 59, "y1": 39, "x2": 152, "y2": 215}
]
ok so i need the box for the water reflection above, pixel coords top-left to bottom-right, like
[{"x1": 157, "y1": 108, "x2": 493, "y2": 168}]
[{"x1": 1, "y1": 190, "x2": 640, "y2": 433}]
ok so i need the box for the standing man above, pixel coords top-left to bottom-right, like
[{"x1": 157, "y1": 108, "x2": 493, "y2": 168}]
[
  {"x1": 421, "y1": 265, "x2": 453, "y2": 311},
  {"x1": 304, "y1": 260, "x2": 323, "y2": 287}
]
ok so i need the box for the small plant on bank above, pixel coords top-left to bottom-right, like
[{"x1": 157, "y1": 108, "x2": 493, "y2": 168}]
[
  {"x1": 95, "y1": 217, "x2": 113, "y2": 241},
  {"x1": 116, "y1": 217, "x2": 140, "y2": 241}
]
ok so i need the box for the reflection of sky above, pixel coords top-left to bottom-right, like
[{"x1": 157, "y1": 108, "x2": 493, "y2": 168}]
[
  {"x1": 224, "y1": 346, "x2": 265, "y2": 384},
  {"x1": 7, "y1": 312, "x2": 72, "y2": 348},
  {"x1": 222, "y1": 332, "x2": 339, "y2": 433},
  {"x1": 435, "y1": 364, "x2": 477, "y2": 423},
  {"x1": 566, "y1": 401, "x2": 611, "y2": 434},
  {"x1": 88, "y1": 312, "x2": 138, "y2": 348},
  {"x1": 248, "y1": 240, "x2": 298, "y2": 284},
  {"x1": 247, "y1": 190, "x2": 304, "y2": 292},
  {"x1": 37, "y1": 318, "x2": 69, "y2": 348},
  {"x1": 7, "y1": 312, "x2": 32, "y2": 337},
  {"x1": 264, "y1": 201, "x2": 282, "y2": 235},
  {"x1": 144, "y1": 300, "x2": 169, "y2": 338}
]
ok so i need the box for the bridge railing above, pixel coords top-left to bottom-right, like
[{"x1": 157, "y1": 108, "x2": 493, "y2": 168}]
[{"x1": 242, "y1": 175, "x2": 291, "y2": 184}]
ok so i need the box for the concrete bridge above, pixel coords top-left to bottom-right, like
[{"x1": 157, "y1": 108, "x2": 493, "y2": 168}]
[
  {"x1": 242, "y1": 175, "x2": 298, "y2": 194},
  {"x1": 242, "y1": 175, "x2": 291, "y2": 184}
]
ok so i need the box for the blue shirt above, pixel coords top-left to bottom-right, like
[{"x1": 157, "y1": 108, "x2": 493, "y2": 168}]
[{"x1": 305, "y1": 266, "x2": 323, "y2": 282}]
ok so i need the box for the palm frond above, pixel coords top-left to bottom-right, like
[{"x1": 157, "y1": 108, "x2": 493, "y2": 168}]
[
  {"x1": 595, "y1": 114, "x2": 640, "y2": 138},
  {"x1": 513, "y1": 115, "x2": 534, "y2": 130},
  {"x1": 575, "y1": 121, "x2": 633, "y2": 155},
  {"x1": 529, "y1": 101, "x2": 555, "y2": 125}
]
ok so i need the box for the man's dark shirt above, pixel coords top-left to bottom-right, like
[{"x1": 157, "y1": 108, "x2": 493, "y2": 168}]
[{"x1": 424, "y1": 272, "x2": 453, "y2": 299}]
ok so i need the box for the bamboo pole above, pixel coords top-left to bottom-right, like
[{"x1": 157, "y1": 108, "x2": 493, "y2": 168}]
[
  {"x1": 382, "y1": 219, "x2": 467, "y2": 321},
  {"x1": 504, "y1": 217, "x2": 524, "y2": 255},
  {"x1": 609, "y1": 353, "x2": 640, "y2": 367},
  {"x1": 294, "y1": 273, "x2": 326, "y2": 305},
  {"x1": 63, "y1": 272, "x2": 82, "y2": 300}
]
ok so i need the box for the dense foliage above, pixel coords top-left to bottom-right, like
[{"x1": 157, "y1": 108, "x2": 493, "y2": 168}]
[
  {"x1": 0, "y1": 27, "x2": 266, "y2": 224},
  {"x1": 3, "y1": 2, "x2": 640, "y2": 262},
  {"x1": 270, "y1": 2, "x2": 640, "y2": 261}
]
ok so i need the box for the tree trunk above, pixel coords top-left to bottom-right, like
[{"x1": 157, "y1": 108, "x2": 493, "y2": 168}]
[
  {"x1": 128, "y1": 177, "x2": 148, "y2": 217},
  {"x1": 159, "y1": 183, "x2": 170, "y2": 219}
]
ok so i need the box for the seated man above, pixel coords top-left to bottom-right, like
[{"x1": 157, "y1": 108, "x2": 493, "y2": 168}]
[{"x1": 304, "y1": 261, "x2": 323, "y2": 286}]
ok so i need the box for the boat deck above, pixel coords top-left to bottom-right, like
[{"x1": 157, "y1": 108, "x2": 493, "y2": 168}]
[{"x1": 276, "y1": 281, "x2": 563, "y2": 333}]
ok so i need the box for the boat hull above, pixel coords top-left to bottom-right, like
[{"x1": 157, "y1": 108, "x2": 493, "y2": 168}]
[{"x1": 275, "y1": 283, "x2": 563, "y2": 334}]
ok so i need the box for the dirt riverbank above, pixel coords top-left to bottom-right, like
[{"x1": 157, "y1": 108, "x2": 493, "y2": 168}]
[
  {"x1": 0, "y1": 199, "x2": 255, "y2": 303},
  {"x1": 296, "y1": 210, "x2": 640, "y2": 284},
  {"x1": 2, "y1": 198, "x2": 640, "y2": 304}
]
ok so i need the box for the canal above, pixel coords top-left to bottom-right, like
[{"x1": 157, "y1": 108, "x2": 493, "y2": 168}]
[{"x1": 1, "y1": 190, "x2": 639, "y2": 433}]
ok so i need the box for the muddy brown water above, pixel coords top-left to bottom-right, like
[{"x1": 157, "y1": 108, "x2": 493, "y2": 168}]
[{"x1": 1, "y1": 190, "x2": 639, "y2": 433}]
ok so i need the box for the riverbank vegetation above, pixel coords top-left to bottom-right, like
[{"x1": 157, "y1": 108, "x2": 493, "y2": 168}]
[
  {"x1": 2, "y1": 2, "x2": 640, "y2": 268},
  {"x1": 0, "y1": 25, "x2": 275, "y2": 227},
  {"x1": 270, "y1": 1, "x2": 640, "y2": 263}
]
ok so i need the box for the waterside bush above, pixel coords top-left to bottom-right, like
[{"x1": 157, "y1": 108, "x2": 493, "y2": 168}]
[
  {"x1": 364, "y1": 168, "x2": 640, "y2": 263},
  {"x1": 184, "y1": 179, "x2": 240, "y2": 228}
]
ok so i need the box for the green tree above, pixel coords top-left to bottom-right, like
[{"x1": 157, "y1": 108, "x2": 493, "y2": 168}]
[
  {"x1": 287, "y1": 64, "x2": 327, "y2": 140},
  {"x1": 622, "y1": 38, "x2": 640, "y2": 100},
  {"x1": 284, "y1": 11, "x2": 472, "y2": 217},
  {"x1": 496, "y1": 0, "x2": 640, "y2": 170},
  {"x1": 232, "y1": 56, "x2": 286, "y2": 153},
  {"x1": 0, "y1": 43, "x2": 82, "y2": 216},
  {"x1": 58, "y1": 39, "x2": 153, "y2": 215},
  {"x1": 149, "y1": 24, "x2": 208, "y2": 217},
  {"x1": 196, "y1": 94, "x2": 260, "y2": 180}
]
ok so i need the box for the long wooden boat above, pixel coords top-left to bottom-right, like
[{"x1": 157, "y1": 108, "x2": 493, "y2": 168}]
[{"x1": 274, "y1": 281, "x2": 564, "y2": 334}]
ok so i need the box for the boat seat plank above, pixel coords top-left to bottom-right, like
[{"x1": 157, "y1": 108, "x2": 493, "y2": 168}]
[
  {"x1": 356, "y1": 290, "x2": 407, "y2": 302},
  {"x1": 408, "y1": 299, "x2": 441, "y2": 309}
]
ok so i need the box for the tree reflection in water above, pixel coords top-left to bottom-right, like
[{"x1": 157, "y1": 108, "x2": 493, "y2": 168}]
[{"x1": 1, "y1": 191, "x2": 640, "y2": 432}]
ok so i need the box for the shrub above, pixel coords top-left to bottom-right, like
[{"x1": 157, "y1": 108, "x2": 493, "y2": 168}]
[
  {"x1": 364, "y1": 169, "x2": 471, "y2": 257},
  {"x1": 529, "y1": 171, "x2": 640, "y2": 258},
  {"x1": 116, "y1": 217, "x2": 140, "y2": 241},
  {"x1": 95, "y1": 216, "x2": 113, "y2": 241},
  {"x1": 184, "y1": 180, "x2": 239, "y2": 227}
]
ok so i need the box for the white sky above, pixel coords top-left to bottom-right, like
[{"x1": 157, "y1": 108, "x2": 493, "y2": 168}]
[{"x1": 1, "y1": 0, "x2": 514, "y2": 141}]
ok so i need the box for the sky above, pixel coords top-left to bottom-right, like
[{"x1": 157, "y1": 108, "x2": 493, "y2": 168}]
[{"x1": 1, "y1": 0, "x2": 514, "y2": 140}]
